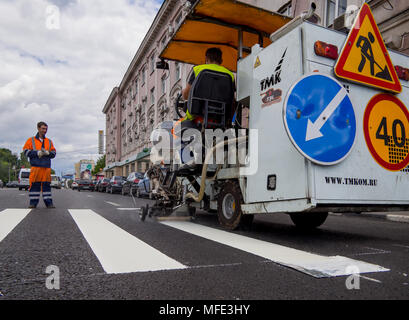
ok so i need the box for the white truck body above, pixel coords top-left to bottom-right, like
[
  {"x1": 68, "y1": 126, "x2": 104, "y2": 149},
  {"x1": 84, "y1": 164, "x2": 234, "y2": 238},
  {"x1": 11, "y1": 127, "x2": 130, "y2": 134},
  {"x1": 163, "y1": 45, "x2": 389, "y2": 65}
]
[{"x1": 233, "y1": 21, "x2": 409, "y2": 215}]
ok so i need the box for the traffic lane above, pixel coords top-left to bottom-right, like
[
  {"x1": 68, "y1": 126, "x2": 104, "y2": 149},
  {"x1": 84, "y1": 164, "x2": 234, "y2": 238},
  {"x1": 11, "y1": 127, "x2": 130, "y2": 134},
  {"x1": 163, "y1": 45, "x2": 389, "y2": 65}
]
[
  {"x1": 0, "y1": 196, "x2": 105, "y2": 298},
  {"x1": 1, "y1": 189, "x2": 408, "y2": 299},
  {"x1": 0, "y1": 188, "x2": 31, "y2": 209},
  {"x1": 59, "y1": 189, "x2": 409, "y2": 286},
  {"x1": 60, "y1": 194, "x2": 409, "y2": 299},
  {"x1": 0, "y1": 257, "x2": 391, "y2": 300}
]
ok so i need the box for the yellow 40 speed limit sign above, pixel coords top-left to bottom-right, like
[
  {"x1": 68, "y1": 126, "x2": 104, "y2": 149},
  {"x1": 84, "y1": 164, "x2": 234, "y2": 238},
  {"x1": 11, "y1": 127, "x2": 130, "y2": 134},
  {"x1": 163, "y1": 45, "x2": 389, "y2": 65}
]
[{"x1": 363, "y1": 94, "x2": 409, "y2": 171}]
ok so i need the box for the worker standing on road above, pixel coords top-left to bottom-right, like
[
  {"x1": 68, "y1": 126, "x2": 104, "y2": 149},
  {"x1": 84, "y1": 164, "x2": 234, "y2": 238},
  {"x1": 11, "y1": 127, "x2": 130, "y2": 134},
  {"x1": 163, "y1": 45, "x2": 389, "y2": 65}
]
[{"x1": 23, "y1": 122, "x2": 56, "y2": 209}]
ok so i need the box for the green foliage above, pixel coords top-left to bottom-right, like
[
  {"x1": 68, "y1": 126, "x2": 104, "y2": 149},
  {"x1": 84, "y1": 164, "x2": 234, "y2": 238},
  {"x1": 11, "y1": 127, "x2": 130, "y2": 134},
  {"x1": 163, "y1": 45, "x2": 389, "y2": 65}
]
[
  {"x1": 0, "y1": 148, "x2": 19, "y2": 183},
  {"x1": 0, "y1": 148, "x2": 55, "y2": 183},
  {"x1": 92, "y1": 154, "x2": 106, "y2": 175}
]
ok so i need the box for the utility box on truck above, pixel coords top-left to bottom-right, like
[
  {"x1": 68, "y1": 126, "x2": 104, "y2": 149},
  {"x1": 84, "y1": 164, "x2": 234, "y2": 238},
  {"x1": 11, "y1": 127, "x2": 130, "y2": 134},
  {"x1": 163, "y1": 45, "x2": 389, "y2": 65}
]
[{"x1": 237, "y1": 6, "x2": 409, "y2": 217}]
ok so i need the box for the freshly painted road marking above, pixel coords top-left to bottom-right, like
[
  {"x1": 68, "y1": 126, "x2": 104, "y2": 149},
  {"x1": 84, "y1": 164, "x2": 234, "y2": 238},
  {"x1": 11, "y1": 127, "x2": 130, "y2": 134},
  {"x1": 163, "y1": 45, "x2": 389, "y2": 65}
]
[
  {"x1": 68, "y1": 209, "x2": 186, "y2": 274},
  {"x1": 160, "y1": 221, "x2": 389, "y2": 278},
  {"x1": 105, "y1": 201, "x2": 120, "y2": 207},
  {"x1": 0, "y1": 209, "x2": 31, "y2": 243},
  {"x1": 359, "y1": 275, "x2": 382, "y2": 284}
]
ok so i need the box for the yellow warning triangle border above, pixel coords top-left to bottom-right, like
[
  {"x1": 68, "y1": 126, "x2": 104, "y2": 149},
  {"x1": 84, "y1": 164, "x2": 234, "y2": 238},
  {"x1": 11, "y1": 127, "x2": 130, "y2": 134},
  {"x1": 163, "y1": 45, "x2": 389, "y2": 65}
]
[{"x1": 334, "y1": 3, "x2": 402, "y2": 94}]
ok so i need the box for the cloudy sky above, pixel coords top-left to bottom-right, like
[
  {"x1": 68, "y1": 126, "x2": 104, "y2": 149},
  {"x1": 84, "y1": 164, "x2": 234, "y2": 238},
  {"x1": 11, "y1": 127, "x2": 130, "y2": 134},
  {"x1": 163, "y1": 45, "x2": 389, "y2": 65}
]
[{"x1": 0, "y1": 0, "x2": 163, "y2": 175}]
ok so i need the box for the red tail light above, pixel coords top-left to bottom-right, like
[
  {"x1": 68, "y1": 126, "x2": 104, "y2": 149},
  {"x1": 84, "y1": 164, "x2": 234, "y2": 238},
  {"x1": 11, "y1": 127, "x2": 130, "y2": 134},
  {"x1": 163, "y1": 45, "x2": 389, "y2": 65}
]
[
  {"x1": 395, "y1": 65, "x2": 409, "y2": 81},
  {"x1": 314, "y1": 41, "x2": 339, "y2": 60},
  {"x1": 134, "y1": 179, "x2": 140, "y2": 183}
]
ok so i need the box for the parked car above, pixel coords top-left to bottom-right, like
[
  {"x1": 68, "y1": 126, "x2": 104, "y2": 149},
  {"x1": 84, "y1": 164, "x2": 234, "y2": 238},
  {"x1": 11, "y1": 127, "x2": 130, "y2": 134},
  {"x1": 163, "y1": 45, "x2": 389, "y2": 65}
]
[
  {"x1": 71, "y1": 179, "x2": 79, "y2": 190},
  {"x1": 18, "y1": 168, "x2": 31, "y2": 190},
  {"x1": 51, "y1": 175, "x2": 62, "y2": 189},
  {"x1": 135, "y1": 172, "x2": 152, "y2": 198},
  {"x1": 0, "y1": 179, "x2": 3, "y2": 188},
  {"x1": 97, "y1": 178, "x2": 110, "y2": 192},
  {"x1": 78, "y1": 179, "x2": 91, "y2": 191},
  {"x1": 6, "y1": 181, "x2": 19, "y2": 188},
  {"x1": 121, "y1": 172, "x2": 144, "y2": 196},
  {"x1": 89, "y1": 179, "x2": 97, "y2": 191},
  {"x1": 106, "y1": 176, "x2": 126, "y2": 194}
]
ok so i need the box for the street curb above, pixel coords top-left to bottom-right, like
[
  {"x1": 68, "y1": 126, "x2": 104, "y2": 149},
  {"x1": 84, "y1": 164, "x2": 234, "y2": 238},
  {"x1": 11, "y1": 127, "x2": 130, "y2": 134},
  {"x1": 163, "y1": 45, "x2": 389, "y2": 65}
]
[{"x1": 359, "y1": 212, "x2": 409, "y2": 224}]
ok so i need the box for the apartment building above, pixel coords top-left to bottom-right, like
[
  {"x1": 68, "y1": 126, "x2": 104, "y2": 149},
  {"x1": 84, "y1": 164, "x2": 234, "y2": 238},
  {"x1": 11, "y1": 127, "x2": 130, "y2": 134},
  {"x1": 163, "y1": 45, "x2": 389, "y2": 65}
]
[{"x1": 102, "y1": 0, "x2": 409, "y2": 177}]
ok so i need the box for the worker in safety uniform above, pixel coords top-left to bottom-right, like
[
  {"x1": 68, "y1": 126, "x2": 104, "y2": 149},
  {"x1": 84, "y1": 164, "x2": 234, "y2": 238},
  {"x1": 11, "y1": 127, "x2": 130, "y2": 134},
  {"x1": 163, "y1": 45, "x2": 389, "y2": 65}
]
[
  {"x1": 23, "y1": 122, "x2": 56, "y2": 209},
  {"x1": 181, "y1": 47, "x2": 235, "y2": 123},
  {"x1": 176, "y1": 48, "x2": 235, "y2": 167}
]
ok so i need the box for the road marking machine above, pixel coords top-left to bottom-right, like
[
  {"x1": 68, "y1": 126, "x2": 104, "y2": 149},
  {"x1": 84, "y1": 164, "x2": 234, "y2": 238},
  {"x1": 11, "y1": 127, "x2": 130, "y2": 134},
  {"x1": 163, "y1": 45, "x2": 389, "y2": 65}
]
[{"x1": 140, "y1": 0, "x2": 409, "y2": 230}]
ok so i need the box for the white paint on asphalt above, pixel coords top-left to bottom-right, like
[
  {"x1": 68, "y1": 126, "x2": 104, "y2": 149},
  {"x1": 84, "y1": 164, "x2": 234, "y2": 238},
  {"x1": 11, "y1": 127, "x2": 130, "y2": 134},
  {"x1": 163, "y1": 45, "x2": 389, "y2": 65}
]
[
  {"x1": 0, "y1": 209, "x2": 31, "y2": 243},
  {"x1": 160, "y1": 221, "x2": 390, "y2": 278},
  {"x1": 68, "y1": 209, "x2": 186, "y2": 274},
  {"x1": 105, "y1": 201, "x2": 120, "y2": 207},
  {"x1": 359, "y1": 275, "x2": 382, "y2": 284}
]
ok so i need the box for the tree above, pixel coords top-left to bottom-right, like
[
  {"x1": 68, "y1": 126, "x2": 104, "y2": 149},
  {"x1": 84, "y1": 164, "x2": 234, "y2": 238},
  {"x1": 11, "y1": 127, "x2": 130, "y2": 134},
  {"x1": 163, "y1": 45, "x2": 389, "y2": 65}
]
[
  {"x1": 18, "y1": 152, "x2": 31, "y2": 169},
  {"x1": 0, "y1": 148, "x2": 19, "y2": 182},
  {"x1": 92, "y1": 154, "x2": 106, "y2": 175}
]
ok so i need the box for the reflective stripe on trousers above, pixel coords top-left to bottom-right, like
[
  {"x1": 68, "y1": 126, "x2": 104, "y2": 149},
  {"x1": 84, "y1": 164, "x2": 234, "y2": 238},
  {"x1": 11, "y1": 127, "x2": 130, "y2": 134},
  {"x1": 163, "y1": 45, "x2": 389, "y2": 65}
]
[{"x1": 29, "y1": 182, "x2": 53, "y2": 206}]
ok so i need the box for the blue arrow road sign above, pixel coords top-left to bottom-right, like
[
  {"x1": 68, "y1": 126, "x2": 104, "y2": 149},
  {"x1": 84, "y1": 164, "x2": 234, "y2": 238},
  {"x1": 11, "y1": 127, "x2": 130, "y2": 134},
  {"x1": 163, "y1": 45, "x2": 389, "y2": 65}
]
[{"x1": 284, "y1": 73, "x2": 356, "y2": 165}]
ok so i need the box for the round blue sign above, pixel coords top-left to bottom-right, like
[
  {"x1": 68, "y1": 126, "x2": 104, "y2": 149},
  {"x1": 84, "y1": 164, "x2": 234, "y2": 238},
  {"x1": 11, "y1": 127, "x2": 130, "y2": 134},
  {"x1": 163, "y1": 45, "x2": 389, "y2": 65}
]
[{"x1": 284, "y1": 73, "x2": 356, "y2": 165}]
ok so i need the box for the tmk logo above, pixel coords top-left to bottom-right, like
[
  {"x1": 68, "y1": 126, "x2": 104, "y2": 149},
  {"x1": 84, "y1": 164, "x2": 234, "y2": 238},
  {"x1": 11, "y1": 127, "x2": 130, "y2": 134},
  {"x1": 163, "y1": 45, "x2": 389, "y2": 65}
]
[{"x1": 260, "y1": 48, "x2": 287, "y2": 91}]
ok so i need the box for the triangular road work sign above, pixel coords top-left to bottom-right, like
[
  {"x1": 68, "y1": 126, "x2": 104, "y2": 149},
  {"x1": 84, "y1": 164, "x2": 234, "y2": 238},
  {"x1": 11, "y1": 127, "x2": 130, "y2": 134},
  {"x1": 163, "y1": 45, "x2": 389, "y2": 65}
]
[{"x1": 335, "y1": 3, "x2": 402, "y2": 93}]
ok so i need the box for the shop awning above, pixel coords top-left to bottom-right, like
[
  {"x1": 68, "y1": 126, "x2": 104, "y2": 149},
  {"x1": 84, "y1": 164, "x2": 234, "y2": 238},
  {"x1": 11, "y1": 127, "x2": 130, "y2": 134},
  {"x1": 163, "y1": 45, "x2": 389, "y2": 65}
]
[{"x1": 160, "y1": 0, "x2": 292, "y2": 72}]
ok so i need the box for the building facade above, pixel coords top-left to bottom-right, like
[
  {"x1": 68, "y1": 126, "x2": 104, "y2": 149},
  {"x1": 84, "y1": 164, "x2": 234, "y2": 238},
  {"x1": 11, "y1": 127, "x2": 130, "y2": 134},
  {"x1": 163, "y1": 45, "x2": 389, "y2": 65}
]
[{"x1": 102, "y1": 0, "x2": 409, "y2": 178}]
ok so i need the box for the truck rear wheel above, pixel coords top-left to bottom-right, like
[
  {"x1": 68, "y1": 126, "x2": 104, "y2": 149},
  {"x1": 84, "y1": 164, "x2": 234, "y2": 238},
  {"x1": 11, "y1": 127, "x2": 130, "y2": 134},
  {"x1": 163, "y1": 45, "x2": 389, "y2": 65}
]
[
  {"x1": 217, "y1": 181, "x2": 253, "y2": 230},
  {"x1": 289, "y1": 212, "x2": 328, "y2": 229}
]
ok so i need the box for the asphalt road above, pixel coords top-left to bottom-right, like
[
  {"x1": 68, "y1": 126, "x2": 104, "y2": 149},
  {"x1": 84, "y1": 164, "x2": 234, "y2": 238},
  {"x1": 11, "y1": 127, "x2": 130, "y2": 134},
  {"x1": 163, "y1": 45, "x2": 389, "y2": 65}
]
[{"x1": 0, "y1": 187, "x2": 408, "y2": 303}]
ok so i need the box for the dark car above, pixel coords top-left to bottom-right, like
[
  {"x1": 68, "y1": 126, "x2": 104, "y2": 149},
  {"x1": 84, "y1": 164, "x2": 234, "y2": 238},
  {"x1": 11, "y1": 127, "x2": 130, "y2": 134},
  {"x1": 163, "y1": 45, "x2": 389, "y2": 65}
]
[
  {"x1": 135, "y1": 172, "x2": 152, "y2": 198},
  {"x1": 6, "y1": 181, "x2": 19, "y2": 188},
  {"x1": 106, "y1": 176, "x2": 126, "y2": 194},
  {"x1": 89, "y1": 179, "x2": 97, "y2": 191},
  {"x1": 78, "y1": 179, "x2": 91, "y2": 191},
  {"x1": 122, "y1": 172, "x2": 144, "y2": 196},
  {"x1": 97, "y1": 178, "x2": 110, "y2": 192}
]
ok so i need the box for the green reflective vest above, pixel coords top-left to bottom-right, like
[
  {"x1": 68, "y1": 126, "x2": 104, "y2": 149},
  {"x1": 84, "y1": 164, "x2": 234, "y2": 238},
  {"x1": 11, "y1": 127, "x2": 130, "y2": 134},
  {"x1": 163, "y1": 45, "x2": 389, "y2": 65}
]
[{"x1": 184, "y1": 64, "x2": 235, "y2": 121}]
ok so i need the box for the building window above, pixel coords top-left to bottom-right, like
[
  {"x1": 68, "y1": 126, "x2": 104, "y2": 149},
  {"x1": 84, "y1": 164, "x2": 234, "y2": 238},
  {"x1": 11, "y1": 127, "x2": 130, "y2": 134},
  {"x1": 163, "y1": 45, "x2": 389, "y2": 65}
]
[
  {"x1": 161, "y1": 76, "x2": 166, "y2": 95},
  {"x1": 150, "y1": 87, "x2": 155, "y2": 105},
  {"x1": 326, "y1": 0, "x2": 347, "y2": 27},
  {"x1": 175, "y1": 12, "x2": 182, "y2": 27},
  {"x1": 141, "y1": 67, "x2": 146, "y2": 85},
  {"x1": 150, "y1": 54, "x2": 155, "y2": 73},
  {"x1": 278, "y1": 2, "x2": 292, "y2": 17},
  {"x1": 175, "y1": 62, "x2": 180, "y2": 80},
  {"x1": 161, "y1": 35, "x2": 167, "y2": 48},
  {"x1": 134, "y1": 79, "x2": 138, "y2": 96}
]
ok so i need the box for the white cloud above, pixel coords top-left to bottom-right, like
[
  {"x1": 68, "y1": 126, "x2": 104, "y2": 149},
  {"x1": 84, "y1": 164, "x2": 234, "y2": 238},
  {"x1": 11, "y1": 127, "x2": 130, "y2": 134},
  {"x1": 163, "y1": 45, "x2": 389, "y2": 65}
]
[{"x1": 0, "y1": 0, "x2": 161, "y2": 174}]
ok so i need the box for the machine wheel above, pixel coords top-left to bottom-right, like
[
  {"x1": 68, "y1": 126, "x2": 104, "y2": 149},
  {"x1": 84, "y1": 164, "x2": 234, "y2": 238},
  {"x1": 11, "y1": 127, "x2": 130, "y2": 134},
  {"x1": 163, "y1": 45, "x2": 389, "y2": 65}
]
[
  {"x1": 217, "y1": 181, "x2": 249, "y2": 230},
  {"x1": 140, "y1": 205, "x2": 148, "y2": 222},
  {"x1": 289, "y1": 212, "x2": 328, "y2": 230},
  {"x1": 188, "y1": 206, "x2": 196, "y2": 217}
]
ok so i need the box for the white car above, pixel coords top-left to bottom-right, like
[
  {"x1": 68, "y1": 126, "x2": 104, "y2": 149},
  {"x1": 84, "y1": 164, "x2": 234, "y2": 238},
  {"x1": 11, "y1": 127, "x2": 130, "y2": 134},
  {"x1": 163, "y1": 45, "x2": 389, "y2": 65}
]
[
  {"x1": 51, "y1": 175, "x2": 62, "y2": 189},
  {"x1": 18, "y1": 168, "x2": 31, "y2": 190},
  {"x1": 71, "y1": 180, "x2": 79, "y2": 190}
]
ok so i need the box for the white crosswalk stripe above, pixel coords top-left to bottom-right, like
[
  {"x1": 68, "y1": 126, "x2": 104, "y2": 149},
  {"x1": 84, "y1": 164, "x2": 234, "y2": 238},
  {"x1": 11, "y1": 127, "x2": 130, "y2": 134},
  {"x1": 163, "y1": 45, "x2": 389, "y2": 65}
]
[
  {"x1": 0, "y1": 209, "x2": 31, "y2": 243},
  {"x1": 160, "y1": 220, "x2": 390, "y2": 278},
  {"x1": 0, "y1": 207, "x2": 390, "y2": 279},
  {"x1": 68, "y1": 209, "x2": 186, "y2": 274}
]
